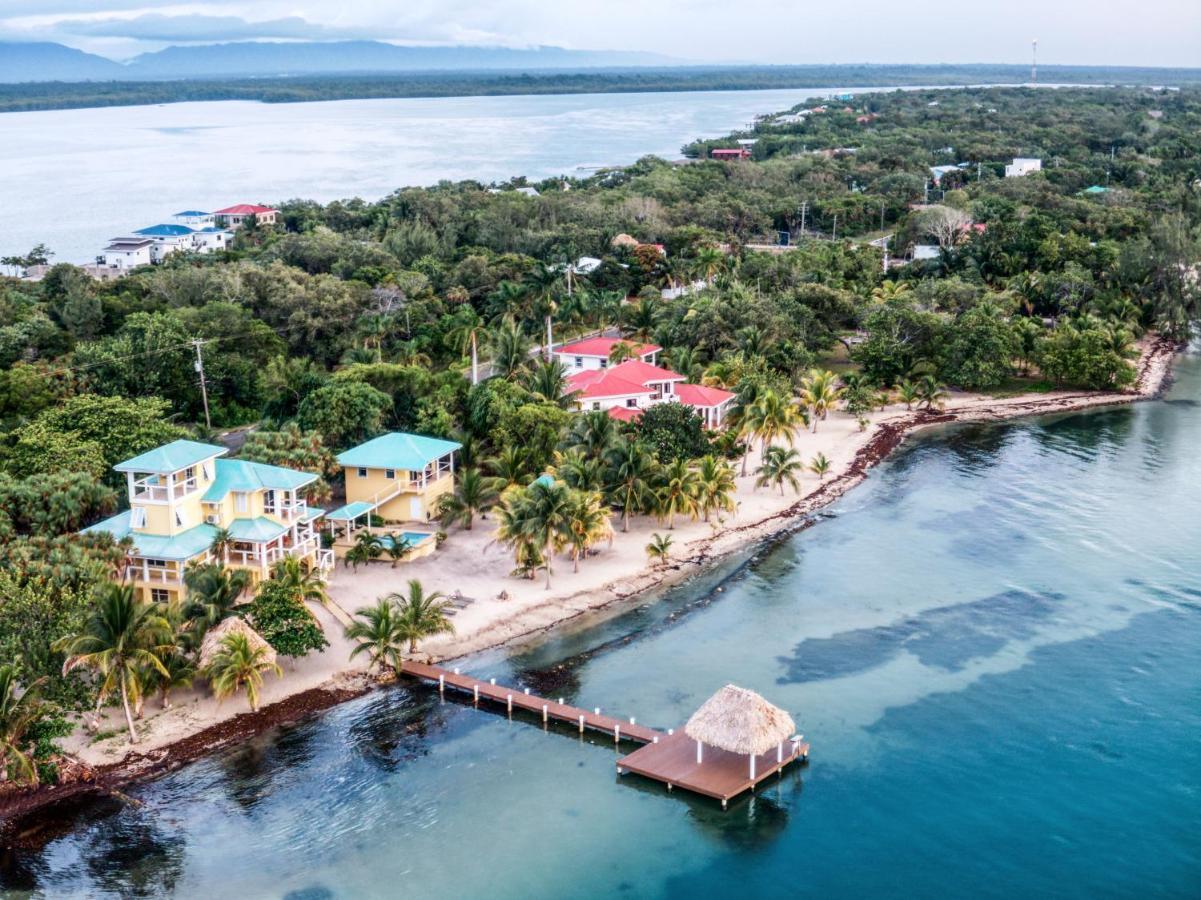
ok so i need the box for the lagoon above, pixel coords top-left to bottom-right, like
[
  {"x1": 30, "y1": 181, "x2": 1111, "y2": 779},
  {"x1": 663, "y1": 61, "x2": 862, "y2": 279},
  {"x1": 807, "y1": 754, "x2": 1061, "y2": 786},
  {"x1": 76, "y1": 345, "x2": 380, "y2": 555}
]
[
  {"x1": 5, "y1": 345, "x2": 1200, "y2": 897},
  {"x1": 0, "y1": 87, "x2": 841, "y2": 264}
]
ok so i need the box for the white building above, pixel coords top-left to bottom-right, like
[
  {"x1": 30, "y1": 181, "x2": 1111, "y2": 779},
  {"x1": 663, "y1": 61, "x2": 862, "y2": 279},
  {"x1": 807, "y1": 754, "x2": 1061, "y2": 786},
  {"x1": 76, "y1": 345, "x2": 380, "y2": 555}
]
[
  {"x1": 102, "y1": 238, "x2": 154, "y2": 270},
  {"x1": 133, "y1": 225, "x2": 196, "y2": 262},
  {"x1": 555, "y1": 338, "x2": 661, "y2": 372},
  {"x1": 913, "y1": 244, "x2": 941, "y2": 261},
  {"x1": 190, "y1": 227, "x2": 233, "y2": 253},
  {"x1": 565, "y1": 357, "x2": 736, "y2": 428},
  {"x1": 173, "y1": 210, "x2": 214, "y2": 226},
  {"x1": 1005, "y1": 157, "x2": 1042, "y2": 178}
]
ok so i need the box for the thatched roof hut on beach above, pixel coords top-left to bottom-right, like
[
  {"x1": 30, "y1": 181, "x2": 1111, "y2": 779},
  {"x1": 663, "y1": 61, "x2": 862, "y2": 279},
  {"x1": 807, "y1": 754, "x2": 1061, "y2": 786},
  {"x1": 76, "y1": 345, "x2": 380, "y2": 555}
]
[
  {"x1": 198, "y1": 617, "x2": 276, "y2": 670},
  {"x1": 685, "y1": 684, "x2": 797, "y2": 777}
]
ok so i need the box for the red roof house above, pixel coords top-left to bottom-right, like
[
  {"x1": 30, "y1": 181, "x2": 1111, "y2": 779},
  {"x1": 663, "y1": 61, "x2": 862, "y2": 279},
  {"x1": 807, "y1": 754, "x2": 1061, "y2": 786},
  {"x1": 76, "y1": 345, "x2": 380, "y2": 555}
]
[
  {"x1": 555, "y1": 338, "x2": 661, "y2": 371},
  {"x1": 213, "y1": 204, "x2": 279, "y2": 227}
]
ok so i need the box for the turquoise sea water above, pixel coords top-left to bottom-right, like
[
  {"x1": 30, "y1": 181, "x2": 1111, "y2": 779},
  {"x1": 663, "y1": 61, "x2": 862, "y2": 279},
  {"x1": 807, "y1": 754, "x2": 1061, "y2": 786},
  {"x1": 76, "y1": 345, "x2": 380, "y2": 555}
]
[{"x1": 4, "y1": 345, "x2": 1200, "y2": 898}]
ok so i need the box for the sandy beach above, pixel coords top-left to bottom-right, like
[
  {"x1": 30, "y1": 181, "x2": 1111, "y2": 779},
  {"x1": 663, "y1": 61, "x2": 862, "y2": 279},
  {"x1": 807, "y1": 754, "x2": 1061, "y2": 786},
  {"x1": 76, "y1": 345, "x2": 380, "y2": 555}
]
[{"x1": 3, "y1": 336, "x2": 1176, "y2": 825}]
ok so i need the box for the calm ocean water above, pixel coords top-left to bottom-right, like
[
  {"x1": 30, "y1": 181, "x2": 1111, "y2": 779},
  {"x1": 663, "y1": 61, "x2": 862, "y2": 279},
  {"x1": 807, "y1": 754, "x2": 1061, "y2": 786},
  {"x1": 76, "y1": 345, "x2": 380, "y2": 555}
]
[{"x1": 5, "y1": 347, "x2": 1199, "y2": 898}]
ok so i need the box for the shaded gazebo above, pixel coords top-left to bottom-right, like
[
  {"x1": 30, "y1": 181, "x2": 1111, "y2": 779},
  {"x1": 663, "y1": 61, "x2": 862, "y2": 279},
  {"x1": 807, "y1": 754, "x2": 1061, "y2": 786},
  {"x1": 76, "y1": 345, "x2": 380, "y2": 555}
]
[
  {"x1": 685, "y1": 684, "x2": 797, "y2": 779},
  {"x1": 199, "y1": 616, "x2": 276, "y2": 671}
]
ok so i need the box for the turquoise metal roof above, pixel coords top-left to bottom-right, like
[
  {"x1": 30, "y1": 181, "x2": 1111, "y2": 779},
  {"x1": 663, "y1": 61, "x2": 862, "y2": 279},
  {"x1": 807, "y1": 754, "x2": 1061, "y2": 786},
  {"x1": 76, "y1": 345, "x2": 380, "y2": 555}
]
[
  {"x1": 114, "y1": 439, "x2": 227, "y2": 474},
  {"x1": 83, "y1": 512, "x2": 217, "y2": 560},
  {"x1": 174, "y1": 210, "x2": 210, "y2": 217},
  {"x1": 300, "y1": 505, "x2": 326, "y2": 523},
  {"x1": 202, "y1": 458, "x2": 316, "y2": 502},
  {"x1": 324, "y1": 501, "x2": 375, "y2": 521},
  {"x1": 135, "y1": 224, "x2": 194, "y2": 237},
  {"x1": 336, "y1": 432, "x2": 460, "y2": 472},
  {"x1": 227, "y1": 517, "x2": 288, "y2": 543}
]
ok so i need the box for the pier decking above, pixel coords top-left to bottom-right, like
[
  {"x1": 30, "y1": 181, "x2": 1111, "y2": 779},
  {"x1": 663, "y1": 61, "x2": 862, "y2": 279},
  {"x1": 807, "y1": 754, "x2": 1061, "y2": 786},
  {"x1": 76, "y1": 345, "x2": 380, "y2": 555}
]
[
  {"x1": 402, "y1": 661, "x2": 662, "y2": 743},
  {"x1": 401, "y1": 662, "x2": 809, "y2": 808},
  {"x1": 617, "y1": 731, "x2": 809, "y2": 808}
]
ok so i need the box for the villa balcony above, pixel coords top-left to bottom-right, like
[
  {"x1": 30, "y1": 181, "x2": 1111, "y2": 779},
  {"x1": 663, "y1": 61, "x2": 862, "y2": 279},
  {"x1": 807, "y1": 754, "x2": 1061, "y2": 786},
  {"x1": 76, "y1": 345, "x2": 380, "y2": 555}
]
[
  {"x1": 132, "y1": 476, "x2": 197, "y2": 502},
  {"x1": 130, "y1": 563, "x2": 184, "y2": 584}
]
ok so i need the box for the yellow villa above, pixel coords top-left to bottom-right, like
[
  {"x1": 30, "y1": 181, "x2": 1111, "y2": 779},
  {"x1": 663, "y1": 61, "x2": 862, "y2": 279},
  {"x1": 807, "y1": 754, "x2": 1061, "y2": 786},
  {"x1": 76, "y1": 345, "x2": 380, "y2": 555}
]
[
  {"x1": 324, "y1": 432, "x2": 460, "y2": 557},
  {"x1": 83, "y1": 439, "x2": 332, "y2": 603}
]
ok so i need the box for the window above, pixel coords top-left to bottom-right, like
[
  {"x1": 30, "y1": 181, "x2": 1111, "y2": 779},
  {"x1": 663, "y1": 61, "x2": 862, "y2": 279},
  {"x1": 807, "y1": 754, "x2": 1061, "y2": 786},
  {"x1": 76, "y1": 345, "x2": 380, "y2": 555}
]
[
  {"x1": 130, "y1": 507, "x2": 146, "y2": 528},
  {"x1": 174, "y1": 509, "x2": 185, "y2": 527},
  {"x1": 185, "y1": 466, "x2": 195, "y2": 481},
  {"x1": 592, "y1": 402, "x2": 601, "y2": 411},
  {"x1": 600, "y1": 359, "x2": 608, "y2": 369},
  {"x1": 384, "y1": 469, "x2": 395, "y2": 480},
  {"x1": 202, "y1": 463, "x2": 212, "y2": 481},
  {"x1": 144, "y1": 558, "x2": 167, "y2": 568},
  {"x1": 150, "y1": 589, "x2": 171, "y2": 604},
  {"x1": 574, "y1": 356, "x2": 583, "y2": 367},
  {"x1": 626, "y1": 398, "x2": 638, "y2": 408},
  {"x1": 235, "y1": 492, "x2": 248, "y2": 513},
  {"x1": 357, "y1": 467, "x2": 368, "y2": 479}
]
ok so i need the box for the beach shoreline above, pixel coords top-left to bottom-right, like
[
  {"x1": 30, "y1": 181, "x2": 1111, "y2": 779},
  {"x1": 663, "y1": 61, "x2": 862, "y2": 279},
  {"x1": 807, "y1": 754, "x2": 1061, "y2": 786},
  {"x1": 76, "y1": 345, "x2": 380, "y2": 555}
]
[{"x1": 0, "y1": 335, "x2": 1178, "y2": 834}]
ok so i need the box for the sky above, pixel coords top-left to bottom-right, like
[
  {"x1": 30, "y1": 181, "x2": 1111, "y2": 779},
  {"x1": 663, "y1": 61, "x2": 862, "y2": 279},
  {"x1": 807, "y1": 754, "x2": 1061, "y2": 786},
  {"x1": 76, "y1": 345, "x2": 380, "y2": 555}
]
[{"x1": 1, "y1": 0, "x2": 1199, "y2": 67}]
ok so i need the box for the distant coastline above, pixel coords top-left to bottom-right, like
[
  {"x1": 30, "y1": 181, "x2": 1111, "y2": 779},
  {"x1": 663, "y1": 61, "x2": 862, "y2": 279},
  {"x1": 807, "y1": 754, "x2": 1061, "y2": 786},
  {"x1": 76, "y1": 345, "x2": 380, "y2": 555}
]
[{"x1": 2, "y1": 63, "x2": 1199, "y2": 114}]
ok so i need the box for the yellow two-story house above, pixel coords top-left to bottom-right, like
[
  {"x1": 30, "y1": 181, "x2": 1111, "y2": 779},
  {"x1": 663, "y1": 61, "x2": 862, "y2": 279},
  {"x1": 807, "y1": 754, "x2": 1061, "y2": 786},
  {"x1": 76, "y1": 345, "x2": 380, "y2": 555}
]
[
  {"x1": 324, "y1": 432, "x2": 460, "y2": 555},
  {"x1": 83, "y1": 439, "x2": 331, "y2": 603}
]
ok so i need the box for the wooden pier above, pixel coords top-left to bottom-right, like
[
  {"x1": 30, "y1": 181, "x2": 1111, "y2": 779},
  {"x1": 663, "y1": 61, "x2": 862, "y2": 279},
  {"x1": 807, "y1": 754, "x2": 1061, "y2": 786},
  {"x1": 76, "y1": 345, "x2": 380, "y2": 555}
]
[
  {"x1": 401, "y1": 662, "x2": 810, "y2": 808},
  {"x1": 402, "y1": 661, "x2": 662, "y2": 744}
]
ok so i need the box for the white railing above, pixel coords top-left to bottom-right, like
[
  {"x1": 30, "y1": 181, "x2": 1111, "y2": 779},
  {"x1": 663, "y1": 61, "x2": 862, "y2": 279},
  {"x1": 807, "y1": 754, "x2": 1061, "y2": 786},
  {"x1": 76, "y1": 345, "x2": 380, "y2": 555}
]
[
  {"x1": 265, "y1": 502, "x2": 305, "y2": 521},
  {"x1": 133, "y1": 565, "x2": 182, "y2": 584},
  {"x1": 317, "y1": 549, "x2": 335, "y2": 572},
  {"x1": 285, "y1": 538, "x2": 318, "y2": 559},
  {"x1": 132, "y1": 476, "x2": 197, "y2": 502}
]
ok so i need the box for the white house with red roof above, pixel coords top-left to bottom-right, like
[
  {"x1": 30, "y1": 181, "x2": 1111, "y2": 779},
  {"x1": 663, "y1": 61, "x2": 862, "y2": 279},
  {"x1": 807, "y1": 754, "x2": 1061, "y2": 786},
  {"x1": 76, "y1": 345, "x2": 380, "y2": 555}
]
[
  {"x1": 565, "y1": 356, "x2": 735, "y2": 428},
  {"x1": 554, "y1": 337, "x2": 661, "y2": 372},
  {"x1": 213, "y1": 204, "x2": 279, "y2": 228}
]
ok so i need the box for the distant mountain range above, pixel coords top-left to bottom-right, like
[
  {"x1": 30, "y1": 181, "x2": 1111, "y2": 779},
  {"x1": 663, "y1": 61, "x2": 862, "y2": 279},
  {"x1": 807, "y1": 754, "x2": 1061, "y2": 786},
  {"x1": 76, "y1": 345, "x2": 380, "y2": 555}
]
[{"x1": 0, "y1": 40, "x2": 678, "y2": 83}]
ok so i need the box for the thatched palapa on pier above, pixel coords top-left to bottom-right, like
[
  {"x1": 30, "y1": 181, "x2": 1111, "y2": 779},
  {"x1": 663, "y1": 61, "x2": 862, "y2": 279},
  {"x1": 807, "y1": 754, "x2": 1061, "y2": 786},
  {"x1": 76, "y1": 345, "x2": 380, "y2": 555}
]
[{"x1": 684, "y1": 684, "x2": 796, "y2": 757}]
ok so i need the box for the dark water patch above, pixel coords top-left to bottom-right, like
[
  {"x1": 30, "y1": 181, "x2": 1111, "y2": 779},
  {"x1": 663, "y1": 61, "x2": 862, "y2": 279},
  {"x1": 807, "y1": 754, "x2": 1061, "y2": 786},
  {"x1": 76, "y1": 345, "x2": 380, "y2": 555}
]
[{"x1": 777, "y1": 589, "x2": 1063, "y2": 683}]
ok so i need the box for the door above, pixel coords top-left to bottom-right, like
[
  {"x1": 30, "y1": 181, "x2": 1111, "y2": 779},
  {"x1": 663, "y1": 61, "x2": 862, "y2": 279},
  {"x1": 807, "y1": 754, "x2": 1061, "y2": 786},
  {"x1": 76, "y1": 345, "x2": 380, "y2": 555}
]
[{"x1": 410, "y1": 497, "x2": 422, "y2": 521}]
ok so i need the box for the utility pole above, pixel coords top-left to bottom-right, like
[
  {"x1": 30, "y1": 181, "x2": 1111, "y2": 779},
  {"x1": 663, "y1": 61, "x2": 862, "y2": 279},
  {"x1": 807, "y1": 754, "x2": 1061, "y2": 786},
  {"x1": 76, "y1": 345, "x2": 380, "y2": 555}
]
[
  {"x1": 799, "y1": 202, "x2": 807, "y2": 236},
  {"x1": 880, "y1": 202, "x2": 886, "y2": 233},
  {"x1": 192, "y1": 339, "x2": 211, "y2": 429}
]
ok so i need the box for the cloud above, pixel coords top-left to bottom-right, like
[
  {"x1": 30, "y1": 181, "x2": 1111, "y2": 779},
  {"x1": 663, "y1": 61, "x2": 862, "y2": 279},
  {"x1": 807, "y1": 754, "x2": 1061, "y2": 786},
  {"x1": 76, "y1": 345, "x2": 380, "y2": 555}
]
[{"x1": 48, "y1": 13, "x2": 378, "y2": 43}]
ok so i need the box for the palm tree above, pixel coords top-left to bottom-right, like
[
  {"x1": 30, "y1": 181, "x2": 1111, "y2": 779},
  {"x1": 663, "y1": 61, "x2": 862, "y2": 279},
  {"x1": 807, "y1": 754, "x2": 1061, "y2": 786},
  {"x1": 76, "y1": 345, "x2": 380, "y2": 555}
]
[
  {"x1": 145, "y1": 649, "x2": 195, "y2": 711},
  {"x1": 605, "y1": 439, "x2": 658, "y2": 532},
  {"x1": 695, "y1": 455, "x2": 736, "y2": 522},
  {"x1": 564, "y1": 490, "x2": 613, "y2": 572},
  {"x1": 56, "y1": 584, "x2": 171, "y2": 744},
  {"x1": 355, "y1": 313, "x2": 392, "y2": 363},
  {"x1": 439, "y1": 468, "x2": 499, "y2": 531},
  {"x1": 0, "y1": 666, "x2": 45, "y2": 785},
  {"x1": 350, "y1": 526, "x2": 381, "y2": 569},
  {"x1": 871, "y1": 280, "x2": 913, "y2": 304},
  {"x1": 496, "y1": 479, "x2": 573, "y2": 589},
  {"x1": 1013, "y1": 317, "x2": 1044, "y2": 375},
  {"x1": 205, "y1": 633, "x2": 282, "y2": 712},
  {"x1": 390, "y1": 580, "x2": 455, "y2": 653},
  {"x1": 271, "y1": 556, "x2": 328, "y2": 605},
  {"x1": 523, "y1": 263, "x2": 562, "y2": 359},
  {"x1": 608, "y1": 341, "x2": 639, "y2": 365},
  {"x1": 916, "y1": 375, "x2": 949, "y2": 410},
  {"x1": 897, "y1": 380, "x2": 921, "y2": 410},
  {"x1": 622, "y1": 298, "x2": 660, "y2": 343},
  {"x1": 809, "y1": 453, "x2": 832, "y2": 482},
  {"x1": 692, "y1": 245, "x2": 726, "y2": 285},
  {"x1": 525, "y1": 359, "x2": 578, "y2": 409},
  {"x1": 381, "y1": 533, "x2": 413, "y2": 567},
  {"x1": 756, "y1": 446, "x2": 805, "y2": 495},
  {"x1": 489, "y1": 446, "x2": 534, "y2": 492},
  {"x1": 184, "y1": 563, "x2": 252, "y2": 631},
  {"x1": 491, "y1": 317, "x2": 530, "y2": 380},
  {"x1": 645, "y1": 533, "x2": 673, "y2": 568},
  {"x1": 208, "y1": 527, "x2": 234, "y2": 564},
  {"x1": 664, "y1": 347, "x2": 705, "y2": 383},
  {"x1": 554, "y1": 448, "x2": 607, "y2": 492},
  {"x1": 801, "y1": 369, "x2": 844, "y2": 429},
  {"x1": 744, "y1": 389, "x2": 805, "y2": 465},
  {"x1": 448, "y1": 310, "x2": 487, "y2": 386},
  {"x1": 657, "y1": 459, "x2": 701, "y2": 529},
  {"x1": 345, "y1": 598, "x2": 404, "y2": 674},
  {"x1": 564, "y1": 409, "x2": 618, "y2": 459}
]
